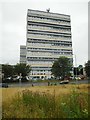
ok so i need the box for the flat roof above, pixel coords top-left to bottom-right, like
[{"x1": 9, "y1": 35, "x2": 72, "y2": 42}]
[{"x1": 28, "y1": 9, "x2": 70, "y2": 17}]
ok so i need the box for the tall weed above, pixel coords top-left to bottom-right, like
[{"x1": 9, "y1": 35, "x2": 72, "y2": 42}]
[{"x1": 2, "y1": 88, "x2": 89, "y2": 118}]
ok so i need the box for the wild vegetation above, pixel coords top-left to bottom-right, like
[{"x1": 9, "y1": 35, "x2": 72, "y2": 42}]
[{"x1": 2, "y1": 84, "x2": 89, "y2": 118}]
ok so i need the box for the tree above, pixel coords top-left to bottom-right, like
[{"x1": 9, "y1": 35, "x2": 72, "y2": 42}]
[
  {"x1": 2, "y1": 64, "x2": 14, "y2": 78},
  {"x1": 73, "y1": 65, "x2": 83, "y2": 76},
  {"x1": 14, "y1": 63, "x2": 31, "y2": 77},
  {"x1": 51, "y1": 56, "x2": 72, "y2": 80},
  {"x1": 78, "y1": 65, "x2": 83, "y2": 75},
  {"x1": 85, "y1": 60, "x2": 90, "y2": 78},
  {"x1": 74, "y1": 67, "x2": 79, "y2": 76}
]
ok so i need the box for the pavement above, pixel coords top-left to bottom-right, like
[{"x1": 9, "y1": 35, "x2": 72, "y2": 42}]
[{"x1": 6, "y1": 79, "x2": 89, "y2": 88}]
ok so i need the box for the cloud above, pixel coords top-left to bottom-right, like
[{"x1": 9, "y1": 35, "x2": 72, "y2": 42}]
[{"x1": 0, "y1": 1, "x2": 88, "y2": 66}]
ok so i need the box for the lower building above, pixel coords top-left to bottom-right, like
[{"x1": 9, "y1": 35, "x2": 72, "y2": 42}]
[{"x1": 20, "y1": 45, "x2": 26, "y2": 64}]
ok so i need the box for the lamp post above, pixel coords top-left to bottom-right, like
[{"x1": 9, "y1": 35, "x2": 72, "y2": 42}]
[
  {"x1": 19, "y1": 73, "x2": 22, "y2": 87},
  {"x1": 73, "y1": 54, "x2": 77, "y2": 82},
  {"x1": 75, "y1": 54, "x2": 78, "y2": 79}
]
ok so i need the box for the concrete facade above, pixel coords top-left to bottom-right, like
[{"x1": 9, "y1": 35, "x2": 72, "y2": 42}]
[
  {"x1": 20, "y1": 9, "x2": 73, "y2": 80},
  {"x1": 20, "y1": 45, "x2": 26, "y2": 64}
]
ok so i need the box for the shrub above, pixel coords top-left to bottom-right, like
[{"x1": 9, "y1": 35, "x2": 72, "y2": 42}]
[
  {"x1": 59, "y1": 88, "x2": 88, "y2": 118},
  {"x1": 2, "y1": 88, "x2": 89, "y2": 118}
]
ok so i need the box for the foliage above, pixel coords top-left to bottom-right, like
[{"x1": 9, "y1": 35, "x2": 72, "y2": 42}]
[
  {"x1": 2, "y1": 63, "x2": 31, "y2": 82},
  {"x1": 2, "y1": 88, "x2": 88, "y2": 118},
  {"x1": 51, "y1": 56, "x2": 72, "y2": 80},
  {"x1": 77, "y1": 65, "x2": 83, "y2": 75},
  {"x1": 14, "y1": 63, "x2": 31, "y2": 77},
  {"x1": 2, "y1": 64, "x2": 14, "y2": 78},
  {"x1": 60, "y1": 89, "x2": 88, "y2": 118},
  {"x1": 74, "y1": 65, "x2": 83, "y2": 76},
  {"x1": 73, "y1": 67, "x2": 79, "y2": 75},
  {"x1": 85, "y1": 60, "x2": 90, "y2": 78}
]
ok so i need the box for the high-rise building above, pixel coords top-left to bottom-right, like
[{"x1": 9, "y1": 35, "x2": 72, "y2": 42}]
[{"x1": 20, "y1": 9, "x2": 73, "y2": 80}]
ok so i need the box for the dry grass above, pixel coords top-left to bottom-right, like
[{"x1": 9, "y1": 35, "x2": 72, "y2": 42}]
[
  {"x1": 0, "y1": 88, "x2": 2, "y2": 102},
  {"x1": 2, "y1": 84, "x2": 89, "y2": 118},
  {"x1": 2, "y1": 84, "x2": 89, "y2": 102}
]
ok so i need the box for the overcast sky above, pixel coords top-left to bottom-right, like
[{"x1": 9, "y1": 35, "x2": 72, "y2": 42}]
[{"x1": 0, "y1": 0, "x2": 89, "y2": 66}]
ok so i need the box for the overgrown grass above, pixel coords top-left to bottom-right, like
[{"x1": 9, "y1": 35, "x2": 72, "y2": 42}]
[{"x1": 2, "y1": 86, "x2": 89, "y2": 118}]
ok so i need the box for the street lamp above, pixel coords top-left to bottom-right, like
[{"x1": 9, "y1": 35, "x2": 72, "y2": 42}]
[
  {"x1": 72, "y1": 54, "x2": 77, "y2": 82},
  {"x1": 19, "y1": 73, "x2": 22, "y2": 87}
]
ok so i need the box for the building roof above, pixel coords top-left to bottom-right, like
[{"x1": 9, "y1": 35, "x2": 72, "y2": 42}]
[{"x1": 28, "y1": 9, "x2": 70, "y2": 17}]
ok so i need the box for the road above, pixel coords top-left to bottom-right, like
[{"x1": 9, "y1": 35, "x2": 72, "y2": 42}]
[
  {"x1": 6, "y1": 79, "x2": 89, "y2": 88},
  {"x1": 70, "y1": 79, "x2": 89, "y2": 84}
]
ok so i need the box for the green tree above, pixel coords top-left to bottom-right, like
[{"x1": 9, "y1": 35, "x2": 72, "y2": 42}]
[
  {"x1": 74, "y1": 67, "x2": 79, "y2": 75},
  {"x1": 14, "y1": 63, "x2": 31, "y2": 77},
  {"x1": 2, "y1": 64, "x2": 14, "y2": 78},
  {"x1": 78, "y1": 65, "x2": 83, "y2": 75},
  {"x1": 85, "y1": 60, "x2": 90, "y2": 78},
  {"x1": 51, "y1": 56, "x2": 72, "y2": 80},
  {"x1": 73, "y1": 65, "x2": 83, "y2": 76}
]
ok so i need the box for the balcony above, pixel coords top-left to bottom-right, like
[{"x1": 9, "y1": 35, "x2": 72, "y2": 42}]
[
  {"x1": 26, "y1": 54, "x2": 73, "y2": 60},
  {"x1": 31, "y1": 64, "x2": 52, "y2": 67},
  {"x1": 28, "y1": 17, "x2": 70, "y2": 27},
  {"x1": 27, "y1": 33, "x2": 71, "y2": 41},
  {"x1": 27, "y1": 25, "x2": 71, "y2": 34},
  {"x1": 27, "y1": 46, "x2": 72, "y2": 51}
]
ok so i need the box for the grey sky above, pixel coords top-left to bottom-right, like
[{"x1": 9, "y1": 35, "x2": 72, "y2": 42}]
[{"x1": 0, "y1": 0, "x2": 88, "y2": 66}]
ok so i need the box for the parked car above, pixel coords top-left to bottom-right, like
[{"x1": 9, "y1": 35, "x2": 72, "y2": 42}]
[
  {"x1": 13, "y1": 75, "x2": 21, "y2": 81},
  {"x1": 75, "y1": 77, "x2": 81, "y2": 80},
  {"x1": 3, "y1": 76, "x2": 13, "y2": 83},
  {"x1": 60, "y1": 80, "x2": 69, "y2": 84},
  {"x1": 0, "y1": 83, "x2": 8, "y2": 88}
]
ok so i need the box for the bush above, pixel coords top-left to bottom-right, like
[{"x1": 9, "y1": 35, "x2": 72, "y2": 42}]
[
  {"x1": 2, "y1": 89, "x2": 89, "y2": 118},
  {"x1": 60, "y1": 89, "x2": 88, "y2": 118}
]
